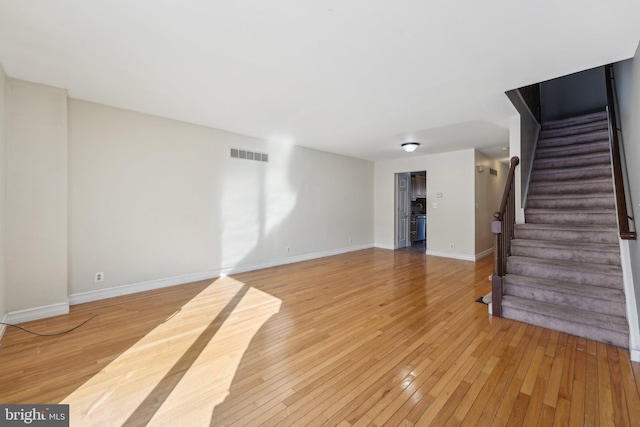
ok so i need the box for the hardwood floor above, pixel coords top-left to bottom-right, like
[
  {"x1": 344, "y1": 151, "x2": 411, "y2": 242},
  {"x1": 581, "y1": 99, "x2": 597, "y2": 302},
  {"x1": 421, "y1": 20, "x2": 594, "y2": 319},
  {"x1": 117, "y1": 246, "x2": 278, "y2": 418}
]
[{"x1": 1, "y1": 248, "x2": 639, "y2": 426}]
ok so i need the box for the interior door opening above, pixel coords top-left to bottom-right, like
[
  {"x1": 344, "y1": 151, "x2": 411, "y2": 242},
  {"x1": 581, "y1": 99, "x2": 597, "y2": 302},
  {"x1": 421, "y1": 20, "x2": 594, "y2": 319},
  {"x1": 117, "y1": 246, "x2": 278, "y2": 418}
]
[{"x1": 395, "y1": 171, "x2": 427, "y2": 252}]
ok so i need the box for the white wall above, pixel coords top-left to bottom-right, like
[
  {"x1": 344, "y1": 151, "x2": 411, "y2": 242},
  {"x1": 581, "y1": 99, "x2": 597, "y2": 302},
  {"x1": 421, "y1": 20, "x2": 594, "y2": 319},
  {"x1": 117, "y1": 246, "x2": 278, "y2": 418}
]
[
  {"x1": 474, "y1": 151, "x2": 508, "y2": 256},
  {"x1": 615, "y1": 43, "x2": 640, "y2": 358},
  {"x1": 68, "y1": 100, "x2": 374, "y2": 296},
  {"x1": 5, "y1": 79, "x2": 68, "y2": 314},
  {"x1": 374, "y1": 149, "x2": 476, "y2": 260},
  {"x1": 0, "y1": 64, "x2": 6, "y2": 325}
]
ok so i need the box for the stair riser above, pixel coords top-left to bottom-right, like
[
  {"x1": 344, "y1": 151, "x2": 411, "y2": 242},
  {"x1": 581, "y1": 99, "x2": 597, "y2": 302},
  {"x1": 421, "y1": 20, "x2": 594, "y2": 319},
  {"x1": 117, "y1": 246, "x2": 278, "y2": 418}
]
[
  {"x1": 510, "y1": 245, "x2": 620, "y2": 266},
  {"x1": 525, "y1": 212, "x2": 617, "y2": 226},
  {"x1": 513, "y1": 228, "x2": 618, "y2": 244},
  {"x1": 539, "y1": 124, "x2": 608, "y2": 140},
  {"x1": 529, "y1": 180, "x2": 613, "y2": 196},
  {"x1": 504, "y1": 284, "x2": 625, "y2": 317},
  {"x1": 507, "y1": 259, "x2": 622, "y2": 288},
  {"x1": 526, "y1": 197, "x2": 614, "y2": 209},
  {"x1": 531, "y1": 167, "x2": 611, "y2": 182},
  {"x1": 537, "y1": 130, "x2": 609, "y2": 148},
  {"x1": 534, "y1": 154, "x2": 610, "y2": 170},
  {"x1": 501, "y1": 306, "x2": 628, "y2": 348},
  {"x1": 535, "y1": 141, "x2": 609, "y2": 159}
]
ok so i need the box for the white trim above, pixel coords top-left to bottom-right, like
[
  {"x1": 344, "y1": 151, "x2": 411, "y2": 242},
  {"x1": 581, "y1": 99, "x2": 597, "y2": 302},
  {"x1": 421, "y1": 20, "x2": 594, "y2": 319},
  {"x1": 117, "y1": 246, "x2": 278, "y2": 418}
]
[
  {"x1": 69, "y1": 244, "x2": 375, "y2": 305},
  {"x1": 475, "y1": 248, "x2": 494, "y2": 261},
  {"x1": 5, "y1": 302, "x2": 69, "y2": 324},
  {"x1": 69, "y1": 271, "x2": 219, "y2": 305},
  {"x1": 619, "y1": 239, "x2": 640, "y2": 362},
  {"x1": 0, "y1": 313, "x2": 8, "y2": 341},
  {"x1": 425, "y1": 249, "x2": 475, "y2": 262}
]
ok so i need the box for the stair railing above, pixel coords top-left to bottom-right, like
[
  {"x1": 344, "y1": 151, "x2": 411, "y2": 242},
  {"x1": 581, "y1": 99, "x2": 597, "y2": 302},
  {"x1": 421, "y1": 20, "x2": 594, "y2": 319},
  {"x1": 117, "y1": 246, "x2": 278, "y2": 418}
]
[
  {"x1": 491, "y1": 156, "x2": 520, "y2": 317},
  {"x1": 604, "y1": 64, "x2": 637, "y2": 240}
]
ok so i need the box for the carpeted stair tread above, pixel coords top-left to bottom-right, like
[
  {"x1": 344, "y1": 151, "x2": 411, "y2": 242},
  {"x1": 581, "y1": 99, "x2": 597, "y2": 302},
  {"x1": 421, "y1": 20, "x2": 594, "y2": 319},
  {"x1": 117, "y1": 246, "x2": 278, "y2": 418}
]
[
  {"x1": 530, "y1": 165, "x2": 612, "y2": 182},
  {"x1": 527, "y1": 193, "x2": 613, "y2": 201},
  {"x1": 539, "y1": 123, "x2": 608, "y2": 139},
  {"x1": 514, "y1": 223, "x2": 618, "y2": 244},
  {"x1": 504, "y1": 277, "x2": 625, "y2": 318},
  {"x1": 504, "y1": 274, "x2": 625, "y2": 303},
  {"x1": 533, "y1": 152, "x2": 611, "y2": 169},
  {"x1": 535, "y1": 140, "x2": 609, "y2": 158},
  {"x1": 528, "y1": 178, "x2": 613, "y2": 195},
  {"x1": 525, "y1": 208, "x2": 617, "y2": 226},
  {"x1": 526, "y1": 194, "x2": 614, "y2": 209},
  {"x1": 507, "y1": 256, "x2": 623, "y2": 288},
  {"x1": 514, "y1": 223, "x2": 617, "y2": 232},
  {"x1": 508, "y1": 255, "x2": 622, "y2": 276},
  {"x1": 511, "y1": 238, "x2": 619, "y2": 253},
  {"x1": 541, "y1": 111, "x2": 607, "y2": 130},
  {"x1": 537, "y1": 130, "x2": 610, "y2": 148},
  {"x1": 511, "y1": 238, "x2": 620, "y2": 265},
  {"x1": 502, "y1": 296, "x2": 628, "y2": 333},
  {"x1": 501, "y1": 296, "x2": 628, "y2": 347}
]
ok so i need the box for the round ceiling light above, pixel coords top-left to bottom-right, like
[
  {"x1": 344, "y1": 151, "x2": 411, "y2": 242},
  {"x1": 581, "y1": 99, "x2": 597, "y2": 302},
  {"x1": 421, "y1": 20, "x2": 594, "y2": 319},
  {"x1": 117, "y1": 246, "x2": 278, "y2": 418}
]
[{"x1": 402, "y1": 142, "x2": 420, "y2": 153}]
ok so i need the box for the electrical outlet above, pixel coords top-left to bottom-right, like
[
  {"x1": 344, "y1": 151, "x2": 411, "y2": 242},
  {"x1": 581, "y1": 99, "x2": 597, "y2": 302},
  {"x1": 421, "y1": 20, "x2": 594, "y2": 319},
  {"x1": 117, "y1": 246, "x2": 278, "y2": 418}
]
[
  {"x1": 449, "y1": 243, "x2": 454, "y2": 249},
  {"x1": 349, "y1": 237, "x2": 353, "y2": 243},
  {"x1": 95, "y1": 272, "x2": 104, "y2": 283},
  {"x1": 286, "y1": 247, "x2": 290, "y2": 253}
]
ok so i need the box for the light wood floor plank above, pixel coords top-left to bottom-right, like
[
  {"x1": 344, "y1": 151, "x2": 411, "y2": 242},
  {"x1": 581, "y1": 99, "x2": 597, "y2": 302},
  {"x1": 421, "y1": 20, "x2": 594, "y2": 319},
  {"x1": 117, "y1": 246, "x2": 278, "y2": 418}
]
[{"x1": 0, "y1": 248, "x2": 638, "y2": 426}]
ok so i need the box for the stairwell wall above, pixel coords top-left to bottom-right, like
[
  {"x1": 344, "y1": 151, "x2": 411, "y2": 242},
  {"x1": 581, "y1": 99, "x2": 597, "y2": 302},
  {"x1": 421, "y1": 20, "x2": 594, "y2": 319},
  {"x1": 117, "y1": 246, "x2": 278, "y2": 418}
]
[
  {"x1": 474, "y1": 151, "x2": 508, "y2": 256},
  {"x1": 0, "y1": 64, "x2": 6, "y2": 334},
  {"x1": 614, "y1": 41, "x2": 640, "y2": 360}
]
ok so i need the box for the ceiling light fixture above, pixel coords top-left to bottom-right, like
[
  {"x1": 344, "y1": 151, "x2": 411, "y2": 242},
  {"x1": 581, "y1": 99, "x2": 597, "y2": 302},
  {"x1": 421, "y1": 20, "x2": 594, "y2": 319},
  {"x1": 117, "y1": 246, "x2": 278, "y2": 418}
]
[{"x1": 402, "y1": 142, "x2": 420, "y2": 153}]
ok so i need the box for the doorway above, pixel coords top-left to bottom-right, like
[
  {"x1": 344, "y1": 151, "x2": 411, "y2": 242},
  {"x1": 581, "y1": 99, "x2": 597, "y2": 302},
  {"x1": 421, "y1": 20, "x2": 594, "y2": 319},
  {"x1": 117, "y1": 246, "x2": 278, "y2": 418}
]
[{"x1": 395, "y1": 171, "x2": 427, "y2": 251}]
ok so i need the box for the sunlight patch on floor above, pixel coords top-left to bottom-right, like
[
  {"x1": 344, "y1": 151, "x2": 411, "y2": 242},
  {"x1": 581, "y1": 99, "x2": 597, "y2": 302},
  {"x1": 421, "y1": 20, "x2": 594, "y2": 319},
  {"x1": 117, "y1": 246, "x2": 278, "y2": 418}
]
[{"x1": 62, "y1": 276, "x2": 281, "y2": 426}]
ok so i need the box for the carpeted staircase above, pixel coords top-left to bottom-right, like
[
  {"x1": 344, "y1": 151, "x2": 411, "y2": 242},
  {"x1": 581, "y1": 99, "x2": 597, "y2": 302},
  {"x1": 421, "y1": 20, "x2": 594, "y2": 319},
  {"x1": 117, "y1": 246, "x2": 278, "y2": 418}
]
[{"x1": 500, "y1": 111, "x2": 629, "y2": 348}]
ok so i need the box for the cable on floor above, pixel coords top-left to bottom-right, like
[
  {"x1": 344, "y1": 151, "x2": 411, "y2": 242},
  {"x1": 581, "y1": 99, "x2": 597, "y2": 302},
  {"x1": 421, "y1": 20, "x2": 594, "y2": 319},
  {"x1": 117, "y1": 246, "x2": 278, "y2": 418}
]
[{"x1": 0, "y1": 314, "x2": 98, "y2": 336}]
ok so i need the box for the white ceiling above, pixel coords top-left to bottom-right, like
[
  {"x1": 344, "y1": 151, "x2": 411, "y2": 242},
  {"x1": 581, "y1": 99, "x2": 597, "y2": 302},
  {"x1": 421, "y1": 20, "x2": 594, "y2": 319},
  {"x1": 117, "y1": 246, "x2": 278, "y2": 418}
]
[{"x1": 1, "y1": 1, "x2": 639, "y2": 161}]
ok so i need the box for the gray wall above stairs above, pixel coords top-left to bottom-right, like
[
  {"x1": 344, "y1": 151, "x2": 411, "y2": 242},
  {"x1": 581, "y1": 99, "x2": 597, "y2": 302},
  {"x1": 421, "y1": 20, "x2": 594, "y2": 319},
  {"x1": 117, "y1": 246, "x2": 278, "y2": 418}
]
[{"x1": 541, "y1": 66, "x2": 607, "y2": 122}]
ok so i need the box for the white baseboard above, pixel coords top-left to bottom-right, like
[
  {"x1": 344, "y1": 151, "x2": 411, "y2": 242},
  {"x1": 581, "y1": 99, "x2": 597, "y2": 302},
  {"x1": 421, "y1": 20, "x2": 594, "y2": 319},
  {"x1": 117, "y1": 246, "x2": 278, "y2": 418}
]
[
  {"x1": 5, "y1": 302, "x2": 70, "y2": 324},
  {"x1": 475, "y1": 248, "x2": 494, "y2": 261},
  {"x1": 630, "y1": 349, "x2": 640, "y2": 363},
  {"x1": 425, "y1": 249, "x2": 475, "y2": 262},
  {"x1": 69, "y1": 244, "x2": 375, "y2": 306},
  {"x1": 68, "y1": 271, "x2": 220, "y2": 305}
]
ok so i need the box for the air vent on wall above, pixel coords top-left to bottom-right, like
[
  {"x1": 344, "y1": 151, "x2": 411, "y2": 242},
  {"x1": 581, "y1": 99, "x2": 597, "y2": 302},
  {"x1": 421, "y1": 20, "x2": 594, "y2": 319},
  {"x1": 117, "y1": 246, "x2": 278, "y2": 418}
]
[
  {"x1": 230, "y1": 148, "x2": 268, "y2": 162},
  {"x1": 489, "y1": 168, "x2": 498, "y2": 176}
]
